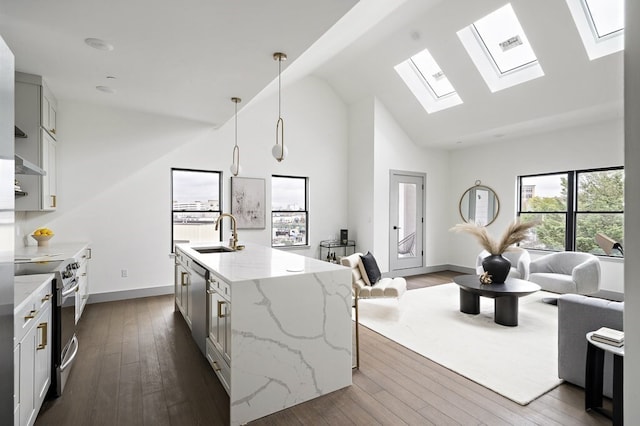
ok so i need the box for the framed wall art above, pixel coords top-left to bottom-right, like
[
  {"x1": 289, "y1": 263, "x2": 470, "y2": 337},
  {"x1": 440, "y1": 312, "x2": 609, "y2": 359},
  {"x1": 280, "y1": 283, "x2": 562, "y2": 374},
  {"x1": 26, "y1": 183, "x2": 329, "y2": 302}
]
[{"x1": 231, "y1": 177, "x2": 266, "y2": 229}]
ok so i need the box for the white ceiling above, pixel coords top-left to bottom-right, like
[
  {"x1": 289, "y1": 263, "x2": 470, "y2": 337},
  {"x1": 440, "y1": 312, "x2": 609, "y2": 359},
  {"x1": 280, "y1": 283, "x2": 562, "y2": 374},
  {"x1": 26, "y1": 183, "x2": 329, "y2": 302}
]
[
  {"x1": 314, "y1": 0, "x2": 624, "y2": 148},
  {"x1": 0, "y1": 0, "x2": 624, "y2": 148},
  {"x1": 0, "y1": 0, "x2": 359, "y2": 127}
]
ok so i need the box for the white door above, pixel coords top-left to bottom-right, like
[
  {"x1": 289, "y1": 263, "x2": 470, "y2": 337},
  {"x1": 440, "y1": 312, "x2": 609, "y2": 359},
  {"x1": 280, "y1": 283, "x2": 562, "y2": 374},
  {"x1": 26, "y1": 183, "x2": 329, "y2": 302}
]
[{"x1": 389, "y1": 171, "x2": 424, "y2": 272}]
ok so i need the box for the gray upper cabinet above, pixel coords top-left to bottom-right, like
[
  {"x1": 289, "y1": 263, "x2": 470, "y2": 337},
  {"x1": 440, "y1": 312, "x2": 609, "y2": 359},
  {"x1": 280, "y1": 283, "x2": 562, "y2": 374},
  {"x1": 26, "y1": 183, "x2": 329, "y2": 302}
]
[{"x1": 15, "y1": 72, "x2": 58, "y2": 212}]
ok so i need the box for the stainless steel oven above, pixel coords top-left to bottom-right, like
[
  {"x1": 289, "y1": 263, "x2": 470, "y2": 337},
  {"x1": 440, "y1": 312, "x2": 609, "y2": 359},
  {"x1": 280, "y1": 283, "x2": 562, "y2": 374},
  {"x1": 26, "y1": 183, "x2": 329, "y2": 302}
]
[
  {"x1": 57, "y1": 270, "x2": 79, "y2": 395},
  {"x1": 15, "y1": 257, "x2": 81, "y2": 397}
]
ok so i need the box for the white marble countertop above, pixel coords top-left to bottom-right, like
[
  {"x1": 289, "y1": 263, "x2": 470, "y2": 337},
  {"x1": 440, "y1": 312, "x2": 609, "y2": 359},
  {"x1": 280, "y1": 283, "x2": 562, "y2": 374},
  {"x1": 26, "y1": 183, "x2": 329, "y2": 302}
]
[
  {"x1": 14, "y1": 274, "x2": 55, "y2": 313},
  {"x1": 15, "y1": 242, "x2": 90, "y2": 263},
  {"x1": 176, "y1": 242, "x2": 346, "y2": 283}
]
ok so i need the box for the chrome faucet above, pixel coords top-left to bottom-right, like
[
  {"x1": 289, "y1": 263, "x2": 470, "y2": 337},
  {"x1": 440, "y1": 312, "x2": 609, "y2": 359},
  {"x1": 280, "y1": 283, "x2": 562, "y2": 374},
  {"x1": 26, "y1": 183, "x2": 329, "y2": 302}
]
[{"x1": 215, "y1": 213, "x2": 243, "y2": 250}]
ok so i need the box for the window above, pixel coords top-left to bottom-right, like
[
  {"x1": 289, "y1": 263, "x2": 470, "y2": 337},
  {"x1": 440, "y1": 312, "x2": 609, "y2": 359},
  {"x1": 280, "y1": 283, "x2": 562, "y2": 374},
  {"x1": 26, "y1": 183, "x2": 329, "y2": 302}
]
[
  {"x1": 565, "y1": 0, "x2": 624, "y2": 60},
  {"x1": 271, "y1": 175, "x2": 308, "y2": 247},
  {"x1": 457, "y1": 3, "x2": 544, "y2": 92},
  {"x1": 394, "y1": 48, "x2": 463, "y2": 113},
  {"x1": 518, "y1": 167, "x2": 624, "y2": 257},
  {"x1": 171, "y1": 168, "x2": 222, "y2": 251}
]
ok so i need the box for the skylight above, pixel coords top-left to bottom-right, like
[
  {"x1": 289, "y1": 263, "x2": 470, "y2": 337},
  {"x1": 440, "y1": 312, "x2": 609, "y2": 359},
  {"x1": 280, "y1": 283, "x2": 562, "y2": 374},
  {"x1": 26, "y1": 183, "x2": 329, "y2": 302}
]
[
  {"x1": 394, "y1": 48, "x2": 463, "y2": 114},
  {"x1": 565, "y1": 0, "x2": 624, "y2": 60},
  {"x1": 457, "y1": 3, "x2": 544, "y2": 93},
  {"x1": 585, "y1": 0, "x2": 624, "y2": 38}
]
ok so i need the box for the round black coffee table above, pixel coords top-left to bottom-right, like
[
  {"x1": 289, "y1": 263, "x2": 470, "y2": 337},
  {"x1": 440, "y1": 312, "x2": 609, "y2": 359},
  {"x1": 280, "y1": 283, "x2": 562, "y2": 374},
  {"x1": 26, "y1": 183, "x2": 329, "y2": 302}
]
[{"x1": 453, "y1": 275, "x2": 541, "y2": 326}]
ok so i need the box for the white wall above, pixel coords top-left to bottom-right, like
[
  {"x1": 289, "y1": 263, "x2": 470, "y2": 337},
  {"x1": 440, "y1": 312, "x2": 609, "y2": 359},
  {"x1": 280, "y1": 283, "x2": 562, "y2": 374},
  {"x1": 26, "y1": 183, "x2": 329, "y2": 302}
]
[
  {"x1": 16, "y1": 76, "x2": 350, "y2": 295},
  {"x1": 624, "y1": 0, "x2": 640, "y2": 420},
  {"x1": 449, "y1": 119, "x2": 625, "y2": 292},
  {"x1": 346, "y1": 97, "x2": 449, "y2": 273},
  {"x1": 372, "y1": 99, "x2": 450, "y2": 272},
  {"x1": 346, "y1": 97, "x2": 375, "y2": 254}
]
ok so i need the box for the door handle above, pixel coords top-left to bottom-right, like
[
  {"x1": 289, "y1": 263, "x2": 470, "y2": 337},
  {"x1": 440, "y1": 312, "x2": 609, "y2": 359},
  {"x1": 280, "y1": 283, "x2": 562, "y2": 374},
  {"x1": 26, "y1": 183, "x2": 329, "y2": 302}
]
[
  {"x1": 37, "y1": 322, "x2": 48, "y2": 350},
  {"x1": 393, "y1": 226, "x2": 401, "y2": 230}
]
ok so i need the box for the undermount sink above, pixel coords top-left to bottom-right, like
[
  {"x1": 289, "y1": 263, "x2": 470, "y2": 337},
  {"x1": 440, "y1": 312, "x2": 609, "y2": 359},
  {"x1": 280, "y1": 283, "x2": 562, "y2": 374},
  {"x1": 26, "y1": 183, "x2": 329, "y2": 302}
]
[{"x1": 193, "y1": 246, "x2": 235, "y2": 254}]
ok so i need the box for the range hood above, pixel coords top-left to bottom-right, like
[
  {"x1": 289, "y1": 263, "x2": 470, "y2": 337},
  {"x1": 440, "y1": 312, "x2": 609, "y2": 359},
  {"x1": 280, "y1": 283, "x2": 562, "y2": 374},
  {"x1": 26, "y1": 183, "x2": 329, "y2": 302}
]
[{"x1": 15, "y1": 154, "x2": 46, "y2": 176}]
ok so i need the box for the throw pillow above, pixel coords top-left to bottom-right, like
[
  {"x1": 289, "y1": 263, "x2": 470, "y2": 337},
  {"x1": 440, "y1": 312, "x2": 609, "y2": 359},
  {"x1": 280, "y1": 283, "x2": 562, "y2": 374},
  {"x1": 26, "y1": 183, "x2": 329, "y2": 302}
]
[{"x1": 359, "y1": 252, "x2": 381, "y2": 286}]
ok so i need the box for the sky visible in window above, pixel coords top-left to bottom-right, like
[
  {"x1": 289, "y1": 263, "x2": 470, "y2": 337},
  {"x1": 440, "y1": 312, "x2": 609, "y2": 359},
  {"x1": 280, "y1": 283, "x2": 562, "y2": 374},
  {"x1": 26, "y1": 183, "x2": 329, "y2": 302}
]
[
  {"x1": 410, "y1": 49, "x2": 456, "y2": 98},
  {"x1": 272, "y1": 177, "x2": 305, "y2": 211},
  {"x1": 473, "y1": 3, "x2": 538, "y2": 74},
  {"x1": 172, "y1": 170, "x2": 219, "y2": 204},
  {"x1": 585, "y1": 0, "x2": 624, "y2": 38}
]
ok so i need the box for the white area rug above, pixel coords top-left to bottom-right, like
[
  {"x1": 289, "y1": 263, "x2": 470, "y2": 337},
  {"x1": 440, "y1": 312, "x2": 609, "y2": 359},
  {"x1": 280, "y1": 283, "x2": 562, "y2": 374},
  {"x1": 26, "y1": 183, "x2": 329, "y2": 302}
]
[{"x1": 357, "y1": 283, "x2": 563, "y2": 405}]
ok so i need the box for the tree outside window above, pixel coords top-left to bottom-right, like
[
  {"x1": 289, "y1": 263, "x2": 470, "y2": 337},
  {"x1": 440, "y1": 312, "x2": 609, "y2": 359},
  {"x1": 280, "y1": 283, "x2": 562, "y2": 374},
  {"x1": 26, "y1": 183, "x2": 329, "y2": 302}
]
[{"x1": 518, "y1": 167, "x2": 623, "y2": 257}]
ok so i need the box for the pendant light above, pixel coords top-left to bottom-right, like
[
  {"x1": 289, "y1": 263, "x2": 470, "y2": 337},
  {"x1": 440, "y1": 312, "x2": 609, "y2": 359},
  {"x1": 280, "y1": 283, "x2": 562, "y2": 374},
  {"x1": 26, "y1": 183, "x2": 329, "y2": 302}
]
[
  {"x1": 272, "y1": 52, "x2": 288, "y2": 162},
  {"x1": 230, "y1": 97, "x2": 242, "y2": 176}
]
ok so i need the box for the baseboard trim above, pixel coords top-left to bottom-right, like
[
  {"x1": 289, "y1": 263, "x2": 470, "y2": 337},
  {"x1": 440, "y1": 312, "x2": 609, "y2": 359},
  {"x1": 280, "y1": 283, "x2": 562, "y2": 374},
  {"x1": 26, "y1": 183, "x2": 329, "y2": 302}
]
[
  {"x1": 88, "y1": 285, "x2": 174, "y2": 304},
  {"x1": 386, "y1": 264, "x2": 474, "y2": 278}
]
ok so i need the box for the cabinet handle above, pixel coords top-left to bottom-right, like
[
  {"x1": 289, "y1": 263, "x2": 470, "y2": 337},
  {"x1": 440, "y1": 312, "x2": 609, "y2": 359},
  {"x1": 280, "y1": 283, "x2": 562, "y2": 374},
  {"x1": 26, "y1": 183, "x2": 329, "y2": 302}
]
[
  {"x1": 212, "y1": 361, "x2": 221, "y2": 372},
  {"x1": 206, "y1": 289, "x2": 214, "y2": 295},
  {"x1": 50, "y1": 128, "x2": 56, "y2": 134},
  {"x1": 24, "y1": 310, "x2": 37, "y2": 320},
  {"x1": 41, "y1": 294, "x2": 51, "y2": 302},
  {"x1": 217, "y1": 301, "x2": 227, "y2": 318},
  {"x1": 37, "y1": 322, "x2": 48, "y2": 350},
  {"x1": 181, "y1": 272, "x2": 188, "y2": 286},
  {"x1": 86, "y1": 248, "x2": 92, "y2": 259},
  {"x1": 50, "y1": 195, "x2": 56, "y2": 208}
]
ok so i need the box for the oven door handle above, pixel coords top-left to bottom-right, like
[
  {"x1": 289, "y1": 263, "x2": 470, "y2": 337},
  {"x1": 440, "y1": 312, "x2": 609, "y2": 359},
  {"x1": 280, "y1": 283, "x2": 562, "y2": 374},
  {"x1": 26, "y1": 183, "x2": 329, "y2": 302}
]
[
  {"x1": 61, "y1": 282, "x2": 80, "y2": 297},
  {"x1": 60, "y1": 335, "x2": 79, "y2": 371}
]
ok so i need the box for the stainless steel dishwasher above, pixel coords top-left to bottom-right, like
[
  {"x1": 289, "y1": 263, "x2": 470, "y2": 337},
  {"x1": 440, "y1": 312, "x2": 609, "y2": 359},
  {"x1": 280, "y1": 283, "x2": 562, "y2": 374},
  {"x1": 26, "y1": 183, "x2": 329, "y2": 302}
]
[{"x1": 188, "y1": 260, "x2": 208, "y2": 356}]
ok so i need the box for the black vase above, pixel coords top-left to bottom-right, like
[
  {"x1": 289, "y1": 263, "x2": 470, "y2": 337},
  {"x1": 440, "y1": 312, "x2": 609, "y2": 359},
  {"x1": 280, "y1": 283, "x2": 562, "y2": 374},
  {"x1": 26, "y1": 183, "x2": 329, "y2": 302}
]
[{"x1": 481, "y1": 254, "x2": 511, "y2": 284}]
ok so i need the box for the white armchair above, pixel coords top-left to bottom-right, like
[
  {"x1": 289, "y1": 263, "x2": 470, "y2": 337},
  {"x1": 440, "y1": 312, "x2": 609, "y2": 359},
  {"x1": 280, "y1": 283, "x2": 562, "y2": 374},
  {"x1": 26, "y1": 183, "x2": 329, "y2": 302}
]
[
  {"x1": 528, "y1": 252, "x2": 601, "y2": 295},
  {"x1": 476, "y1": 247, "x2": 531, "y2": 280}
]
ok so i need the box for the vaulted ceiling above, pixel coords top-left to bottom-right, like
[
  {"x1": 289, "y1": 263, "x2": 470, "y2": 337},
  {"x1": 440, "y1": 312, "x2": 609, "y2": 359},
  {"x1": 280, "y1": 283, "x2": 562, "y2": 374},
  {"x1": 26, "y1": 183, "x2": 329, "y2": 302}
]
[
  {"x1": 0, "y1": 0, "x2": 624, "y2": 148},
  {"x1": 313, "y1": 0, "x2": 624, "y2": 148}
]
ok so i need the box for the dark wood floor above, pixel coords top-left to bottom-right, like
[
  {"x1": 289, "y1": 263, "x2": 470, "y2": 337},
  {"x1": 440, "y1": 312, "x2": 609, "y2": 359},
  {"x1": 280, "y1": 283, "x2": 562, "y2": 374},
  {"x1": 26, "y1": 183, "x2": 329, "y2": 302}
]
[{"x1": 35, "y1": 271, "x2": 611, "y2": 425}]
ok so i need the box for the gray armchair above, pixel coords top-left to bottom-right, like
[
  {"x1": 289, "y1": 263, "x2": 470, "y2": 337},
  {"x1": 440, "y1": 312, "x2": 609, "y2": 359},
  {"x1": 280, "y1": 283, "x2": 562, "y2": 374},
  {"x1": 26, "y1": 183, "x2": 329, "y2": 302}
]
[
  {"x1": 558, "y1": 294, "x2": 623, "y2": 397},
  {"x1": 476, "y1": 247, "x2": 531, "y2": 280},
  {"x1": 529, "y1": 252, "x2": 601, "y2": 295}
]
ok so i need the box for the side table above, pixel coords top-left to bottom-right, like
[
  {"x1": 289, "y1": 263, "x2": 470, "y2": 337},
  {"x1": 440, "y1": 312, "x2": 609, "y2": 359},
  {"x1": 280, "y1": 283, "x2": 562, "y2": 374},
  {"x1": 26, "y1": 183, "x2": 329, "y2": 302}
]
[
  {"x1": 585, "y1": 331, "x2": 624, "y2": 425},
  {"x1": 319, "y1": 240, "x2": 356, "y2": 263}
]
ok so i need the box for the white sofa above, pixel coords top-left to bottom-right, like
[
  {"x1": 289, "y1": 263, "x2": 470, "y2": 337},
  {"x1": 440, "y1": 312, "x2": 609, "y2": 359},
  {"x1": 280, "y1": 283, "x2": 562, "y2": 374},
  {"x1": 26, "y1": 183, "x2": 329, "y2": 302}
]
[
  {"x1": 529, "y1": 252, "x2": 601, "y2": 295},
  {"x1": 340, "y1": 252, "x2": 406, "y2": 299}
]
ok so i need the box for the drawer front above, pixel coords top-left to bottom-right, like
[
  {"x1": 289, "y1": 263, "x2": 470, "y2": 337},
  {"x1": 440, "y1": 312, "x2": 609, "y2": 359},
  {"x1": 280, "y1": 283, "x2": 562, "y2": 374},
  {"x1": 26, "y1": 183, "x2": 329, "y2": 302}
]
[
  {"x1": 15, "y1": 298, "x2": 37, "y2": 343},
  {"x1": 209, "y1": 274, "x2": 230, "y2": 300},
  {"x1": 206, "y1": 338, "x2": 230, "y2": 395},
  {"x1": 35, "y1": 281, "x2": 53, "y2": 311}
]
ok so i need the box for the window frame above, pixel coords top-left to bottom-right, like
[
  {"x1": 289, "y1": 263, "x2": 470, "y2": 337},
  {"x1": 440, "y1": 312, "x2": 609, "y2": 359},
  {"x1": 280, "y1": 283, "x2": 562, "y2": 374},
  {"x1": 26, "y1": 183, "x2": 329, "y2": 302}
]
[
  {"x1": 171, "y1": 167, "x2": 223, "y2": 253},
  {"x1": 271, "y1": 174, "x2": 309, "y2": 248},
  {"x1": 517, "y1": 166, "x2": 624, "y2": 255}
]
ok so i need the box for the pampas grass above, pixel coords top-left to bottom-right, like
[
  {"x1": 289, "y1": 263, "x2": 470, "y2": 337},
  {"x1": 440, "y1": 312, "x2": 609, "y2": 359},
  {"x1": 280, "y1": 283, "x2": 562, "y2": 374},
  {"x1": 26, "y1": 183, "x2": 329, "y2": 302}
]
[{"x1": 450, "y1": 219, "x2": 538, "y2": 255}]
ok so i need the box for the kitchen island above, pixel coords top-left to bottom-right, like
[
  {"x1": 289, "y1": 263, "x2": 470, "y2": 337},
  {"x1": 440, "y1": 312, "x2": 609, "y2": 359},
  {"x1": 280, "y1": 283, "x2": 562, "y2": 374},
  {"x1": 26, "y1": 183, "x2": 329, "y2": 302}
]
[{"x1": 174, "y1": 243, "x2": 352, "y2": 425}]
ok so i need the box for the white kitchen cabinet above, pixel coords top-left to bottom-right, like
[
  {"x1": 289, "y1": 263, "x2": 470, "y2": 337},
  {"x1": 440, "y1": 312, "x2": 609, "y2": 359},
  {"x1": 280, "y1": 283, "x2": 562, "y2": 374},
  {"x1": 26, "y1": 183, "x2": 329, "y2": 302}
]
[
  {"x1": 14, "y1": 275, "x2": 53, "y2": 426},
  {"x1": 41, "y1": 83, "x2": 57, "y2": 139},
  {"x1": 206, "y1": 273, "x2": 232, "y2": 395},
  {"x1": 207, "y1": 274, "x2": 231, "y2": 365},
  {"x1": 174, "y1": 248, "x2": 191, "y2": 328},
  {"x1": 15, "y1": 72, "x2": 58, "y2": 212}
]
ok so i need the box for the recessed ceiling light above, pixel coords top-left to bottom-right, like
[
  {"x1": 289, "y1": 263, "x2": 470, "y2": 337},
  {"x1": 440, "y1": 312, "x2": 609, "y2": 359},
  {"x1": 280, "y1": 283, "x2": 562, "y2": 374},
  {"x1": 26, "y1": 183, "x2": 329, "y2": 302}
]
[
  {"x1": 84, "y1": 38, "x2": 114, "y2": 51},
  {"x1": 96, "y1": 86, "x2": 116, "y2": 94}
]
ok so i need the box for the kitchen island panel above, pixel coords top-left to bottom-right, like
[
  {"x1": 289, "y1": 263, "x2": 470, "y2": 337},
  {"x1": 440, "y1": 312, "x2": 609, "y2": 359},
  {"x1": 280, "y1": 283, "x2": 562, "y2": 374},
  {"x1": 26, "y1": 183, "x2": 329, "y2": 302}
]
[{"x1": 230, "y1": 269, "x2": 352, "y2": 425}]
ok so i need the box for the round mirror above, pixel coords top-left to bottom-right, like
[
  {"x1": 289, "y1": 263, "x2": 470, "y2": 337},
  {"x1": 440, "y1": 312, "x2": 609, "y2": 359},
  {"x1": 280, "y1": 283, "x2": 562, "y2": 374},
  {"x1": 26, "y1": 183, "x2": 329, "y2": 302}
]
[{"x1": 459, "y1": 184, "x2": 500, "y2": 226}]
